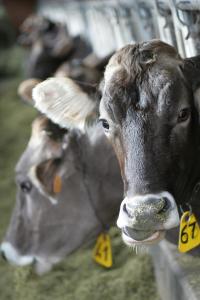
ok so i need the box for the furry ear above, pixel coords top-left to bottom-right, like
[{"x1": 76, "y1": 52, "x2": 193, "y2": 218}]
[
  {"x1": 183, "y1": 56, "x2": 200, "y2": 90},
  {"x1": 32, "y1": 77, "x2": 97, "y2": 131},
  {"x1": 139, "y1": 50, "x2": 156, "y2": 65},
  {"x1": 18, "y1": 79, "x2": 42, "y2": 105},
  {"x1": 183, "y1": 56, "x2": 200, "y2": 114}
]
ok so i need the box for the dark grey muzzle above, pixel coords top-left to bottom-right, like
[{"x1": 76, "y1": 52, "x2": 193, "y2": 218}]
[{"x1": 117, "y1": 192, "x2": 179, "y2": 245}]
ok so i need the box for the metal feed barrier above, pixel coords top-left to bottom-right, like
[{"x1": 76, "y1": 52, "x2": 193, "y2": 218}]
[
  {"x1": 37, "y1": 1, "x2": 200, "y2": 299},
  {"x1": 38, "y1": 0, "x2": 200, "y2": 58}
]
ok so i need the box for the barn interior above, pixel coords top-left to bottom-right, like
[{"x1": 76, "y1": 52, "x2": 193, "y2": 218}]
[{"x1": 0, "y1": 1, "x2": 200, "y2": 300}]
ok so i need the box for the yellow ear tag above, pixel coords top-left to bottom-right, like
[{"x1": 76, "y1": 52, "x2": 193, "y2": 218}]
[
  {"x1": 178, "y1": 211, "x2": 200, "y2": 253},
  {"x1": 93, "y1": 233, "x2": 113, "y2": 268},
  {"x1": 53, "y1": 175, "x2": 62, "y2": 194}
]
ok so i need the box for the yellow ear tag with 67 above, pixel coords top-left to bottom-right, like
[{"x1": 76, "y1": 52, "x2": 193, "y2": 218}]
[
  {"x1": 93, "y1": 233, "x2": 113, "y2": 268},
  {"x1": 178, "y1": 211, "x2": 200, "y2": 253}
]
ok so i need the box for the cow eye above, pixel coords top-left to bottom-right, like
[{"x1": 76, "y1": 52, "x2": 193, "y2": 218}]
[
  {"x1": 20, "y1": 181, "x2": 32, "y2": 193},
  {"x1": 178, "y1": 108, "x2": 190, "y2": 123},
  {"x1": 99, "y1": 119, "x2": 110, "y2": 131}
]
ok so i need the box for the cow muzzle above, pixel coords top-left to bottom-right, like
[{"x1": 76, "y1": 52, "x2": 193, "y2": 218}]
[
  {"x1": 0, "y1": 242, "x2": 54, "y2": 274},
  {"x1": 0, "y1": 242, "x2": 34, "y2": 266},
  {"x1": 117, "y1": 191, "x2": 179, "y2": 246}
]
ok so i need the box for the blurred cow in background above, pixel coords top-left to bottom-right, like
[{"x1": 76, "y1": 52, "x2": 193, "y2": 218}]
[
  {"x1": 1, "y1": 50, "x2": 122, "y2": 273},
  {"x1": 18, "y1": 14, "x2": 92, "y2": 79},
  {"x1": 0, "y1": 101, "x2": 122, "y2": 275}
]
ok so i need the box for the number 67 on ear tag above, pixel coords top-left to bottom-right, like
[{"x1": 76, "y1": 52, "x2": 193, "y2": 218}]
[{"x1": 178, "y1": 211, "x2": 200, "y2": 253}]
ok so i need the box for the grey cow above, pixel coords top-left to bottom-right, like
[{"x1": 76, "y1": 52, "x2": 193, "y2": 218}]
[
  {"x1": 33, "y1": 40, "x2": 200, "y2": 250},
  {"x1": 1, "y1": 114, "x2": 123, "y2": 274}
]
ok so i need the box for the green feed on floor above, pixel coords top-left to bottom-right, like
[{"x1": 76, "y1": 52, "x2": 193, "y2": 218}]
[{"x1": 0, "y1": 46, "x2": 160, "y2": 300}]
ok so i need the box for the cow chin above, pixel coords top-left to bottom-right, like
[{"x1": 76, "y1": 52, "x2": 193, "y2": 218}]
[
  {"x1": 122, "y1": 229, "x2": 166, "y2": 247},
  {"x1": 34, "y1": 258, "x2": 54, "y2": 275}
]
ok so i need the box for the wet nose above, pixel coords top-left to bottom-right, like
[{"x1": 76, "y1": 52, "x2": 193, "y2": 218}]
[
  {"x1": 117, "y1": 192, "x2": 179, "y2": 230},
  {"x1": 124, "y1": 196, "x2": 170, "y2": 218}
]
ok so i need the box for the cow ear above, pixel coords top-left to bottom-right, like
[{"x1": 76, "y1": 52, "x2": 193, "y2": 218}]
[
  {"x1": 140, "y1": 50, "x2": 156, "y2": 65},
  {"x1": 183, "y1": 56, "x2": 200, "y2": 90},
  {"x1": 183, "y1": 56, "x2": 200, "y2": 112},
  {"x1": 29, "y1": 159, "x2": 62, "y2": 205},
  {"x1": 32, "y1": 77, "x2": 97, "y2": 131},
  {"x1": 18, "y1": 79, "x2": 42, "y2": 105}
]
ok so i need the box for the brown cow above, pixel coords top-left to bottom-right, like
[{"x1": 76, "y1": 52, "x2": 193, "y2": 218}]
[{"x1": 32, "y1": 40, "x2": 200, "y2": 249}]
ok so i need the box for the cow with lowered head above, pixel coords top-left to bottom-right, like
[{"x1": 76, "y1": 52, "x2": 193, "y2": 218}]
[
  {"x1": 18, "y1": 14, "x2": 91, "y2": 79},
  {"x1": 32, "y1": 40, "x2": 200, "y2": 249},
  {"x1": 0, "y1": 84, "x2": 123, "y2": 274}
]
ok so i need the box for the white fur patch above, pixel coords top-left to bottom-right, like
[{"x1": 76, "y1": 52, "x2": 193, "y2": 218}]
[
  {"x1": 32, "y1": 77, "x2": 96, "y2": 131},
  {"x1": 1, "y1": 242, "x2": 34, "y2": 266},
  {"x1": 0, "y1": 243, "x2": 61, "y2": 275}
]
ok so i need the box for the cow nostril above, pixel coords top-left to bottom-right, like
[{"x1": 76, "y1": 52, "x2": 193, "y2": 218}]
[
  {"x1": 123, "y1": 203, "x2": 128, "y2": 214},
  {"x1": 1, "y1": 250, "x2": 7, "y2": 261},
  {"x1": 158, "y1": 197, "x2": 170, "y2": 214},
  {"x1": 123, "y1": 203, "x2": 133, "y2": 218}
]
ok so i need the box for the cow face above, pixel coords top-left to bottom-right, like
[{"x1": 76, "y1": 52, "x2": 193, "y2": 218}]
[
  {"x1": 99, "y1": 40, "x2": 200, "y2": 246},
  {"x1": 0, "y1": 116, "x2": 107, "y2": 274}
]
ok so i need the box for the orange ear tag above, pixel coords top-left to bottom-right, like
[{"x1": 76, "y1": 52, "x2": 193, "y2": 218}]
[
  {"x1": 178, "y1": 211, "x2": 200, "y2": 253},
  {"x1": 93, "y1": 233, "x2": 113, "y2": 268},
  {"x1": 53, "y1": 175, "x2": 62, "y2": 194}
]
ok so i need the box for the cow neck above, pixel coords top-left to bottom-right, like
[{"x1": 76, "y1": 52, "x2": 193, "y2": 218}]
[
  {"x1": 186, "y1": 179, "x2": 200, "y2": 210},
  {"x1": 72, "y1": 129, "x2": 110, "y2": 232},
  {"x1": 188, "y1": 142, "x2": 200, "y2": 210},
  {"x1": 178, "y1": 180, "x2": 200, "y2": 223},
  {"x1": 177, "y1": 145, "x2": 200, "y2": 218}
]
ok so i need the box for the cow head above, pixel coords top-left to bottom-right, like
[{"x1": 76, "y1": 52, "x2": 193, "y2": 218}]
[
  {"x1": 32, "y1": 40, "x2": 199, "y2": 245},
  {"x1": 1, "y1": 112, "x2": 122, "y2": 274},
  {"x1": 1, "y1": 75, "x2": 122, "y2": 273},
  {"x1": 31, "y1": 41, "x2": 200, "y2": 247},
  {"x1": 99, "y1": 40, "x2": 200, "y2": 246},
  {"x1": 18, "y1": 15, "x2": 74, "y2": 79}
]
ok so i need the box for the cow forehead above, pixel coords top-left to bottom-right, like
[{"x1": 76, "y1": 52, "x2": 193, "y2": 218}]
[
  {"x1": 21, "y1": 15, "x2": 50, "y2": 32},
  {"x1": 101, "y1": 41, "x2": 183, "y2": 119},
  {"x1": 102, "y1": 74, "x2": 184, "y2": 124},
  {"x1": 104, "y1": 40, "x2": 180, "y2": 86}
]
